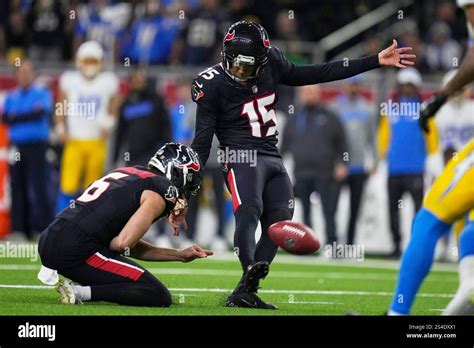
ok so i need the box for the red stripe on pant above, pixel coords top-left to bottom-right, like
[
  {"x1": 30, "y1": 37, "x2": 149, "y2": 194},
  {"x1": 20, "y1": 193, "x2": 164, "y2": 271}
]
[
  {"x1": 227, "y1": 169, "x2": 241, "y2": 213},
  {"x1": 85, "y1": 253, "x2": 144, "y2": 281}
]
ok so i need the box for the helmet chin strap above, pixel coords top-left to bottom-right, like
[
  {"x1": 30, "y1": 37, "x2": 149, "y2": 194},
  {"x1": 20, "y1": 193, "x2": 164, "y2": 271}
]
[
  {"x1": 224, "y1": 66, "x2": 260, "y2": 83},
  {"x1": 224, "y1": 68, "x2": 248, "y2": 82}
]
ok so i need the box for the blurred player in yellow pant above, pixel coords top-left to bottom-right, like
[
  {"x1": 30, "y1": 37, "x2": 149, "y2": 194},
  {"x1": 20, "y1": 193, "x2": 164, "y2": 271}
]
[
  {"x1": 389, "y1": 139, "x2": 474, "y2": 315},
  {"x1": 389, "y1": 0, "x2": 474, "y2": 315},
  {"x1": 60, "y1": 139, "x2": 107, "y2": 202},
  {"x1": 55, "y1": 41, "x2": 119, "y2": 212}
]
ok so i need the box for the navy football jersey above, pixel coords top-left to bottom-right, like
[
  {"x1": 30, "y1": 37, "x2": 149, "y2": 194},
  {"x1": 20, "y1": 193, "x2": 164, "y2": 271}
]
[
  {"x1": 58, "y1": 166, "x2": 178, "y2": 245},
  {"x1": 190, "y1": 46, "x2": 380, "y2": 165}
]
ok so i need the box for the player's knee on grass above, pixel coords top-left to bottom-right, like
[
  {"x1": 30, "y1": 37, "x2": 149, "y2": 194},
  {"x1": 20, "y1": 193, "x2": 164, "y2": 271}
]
[{"x1": 136, "y1": 272, "x2": 172, "y2": 307}]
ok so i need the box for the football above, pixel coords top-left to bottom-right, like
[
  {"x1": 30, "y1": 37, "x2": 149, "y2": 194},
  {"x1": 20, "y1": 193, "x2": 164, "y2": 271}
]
[{"x1": 268, "y1": 220, "x2": 320, "y2": 255}]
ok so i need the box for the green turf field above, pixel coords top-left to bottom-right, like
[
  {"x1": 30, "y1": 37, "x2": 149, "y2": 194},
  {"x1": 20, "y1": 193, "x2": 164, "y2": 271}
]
[{"x1": 0, "y1": 251, "x2": 459, "y2": 316}]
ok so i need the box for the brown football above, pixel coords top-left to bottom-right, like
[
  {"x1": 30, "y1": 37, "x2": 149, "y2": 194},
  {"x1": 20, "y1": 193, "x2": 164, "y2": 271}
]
[{"x1": 268, "y1": 220, "x2": 320, "y2": 255}]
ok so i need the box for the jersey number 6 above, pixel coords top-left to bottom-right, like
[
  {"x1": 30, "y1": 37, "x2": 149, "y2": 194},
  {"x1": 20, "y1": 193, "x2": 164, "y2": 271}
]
[
  {"x1": 77, "y1": 172, "x2": 129, "y2": 203},
  {"x1": 241, "y1": 93, "x2": 277, "y2": 138}
]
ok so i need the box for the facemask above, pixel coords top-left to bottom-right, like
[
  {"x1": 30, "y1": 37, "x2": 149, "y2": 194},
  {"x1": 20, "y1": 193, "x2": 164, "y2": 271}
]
[{"x1": 82, "y1": 65, "x2": 100, "y2": 78}]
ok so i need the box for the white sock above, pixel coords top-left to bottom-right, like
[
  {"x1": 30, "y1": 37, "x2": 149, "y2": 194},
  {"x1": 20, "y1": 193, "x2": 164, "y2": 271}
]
[
  {"x1": 387, "y1": 309, "x2": 404, "y2": 316},
  {"x1": 443, "y1": 255, "x2": 474, "y2": 315},
  {"x1": 73, "y1": 285, "x2": 92, "y2": 302}
]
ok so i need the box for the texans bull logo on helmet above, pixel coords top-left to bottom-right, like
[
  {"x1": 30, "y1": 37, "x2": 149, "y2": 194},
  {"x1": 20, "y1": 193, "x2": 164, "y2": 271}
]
[
  {"x1": 173, "y1": 144, "x2": 201, "y2": 173},
  {"x1": 224, "y1": 30, "x2": 235, "y2": 43}
]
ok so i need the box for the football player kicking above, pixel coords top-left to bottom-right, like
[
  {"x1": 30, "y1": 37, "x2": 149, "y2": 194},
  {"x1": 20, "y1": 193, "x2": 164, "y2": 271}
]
[
  {"x1": 389, "y1": 0, "x2": 474, "y2": 315},
  {"x1": 190, "y1": 21, "x2": 415, "y2": 309},
  {"x1": 38, "y1": 143, "x2": 212, "y2": 307}
]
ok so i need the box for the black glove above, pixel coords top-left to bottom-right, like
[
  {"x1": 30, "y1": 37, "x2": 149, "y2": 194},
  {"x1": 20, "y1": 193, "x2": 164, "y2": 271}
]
[{"x1": 419, "y1": 92, "x2": 448, "y2": 133}]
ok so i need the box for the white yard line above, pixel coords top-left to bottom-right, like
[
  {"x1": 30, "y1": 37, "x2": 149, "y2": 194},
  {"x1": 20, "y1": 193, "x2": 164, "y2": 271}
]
[
  {"x1": 169, "y1": 288, "x2": 455, "y2": 298},
  {"x1": 209, "y1": 252, "x2": 459, "y2": 272},
  {"x1": 0, "y1": 284, "x2": 53, "y2": 289},
  {"x1": 0, "y1": 284, "x2": 455, "y2": 298},
  {"x1": 0, "y1": 247, "x2": 459, "y2": 272},
  {"x1": 0, "y1": 264, "x2": 38, "y2": 270},
  {"x1": 288, "y1": 301, "x2": 341, "y2": 305},
  {"x1": 0, "y1": 264, "x2": 458, "y2": 282}
]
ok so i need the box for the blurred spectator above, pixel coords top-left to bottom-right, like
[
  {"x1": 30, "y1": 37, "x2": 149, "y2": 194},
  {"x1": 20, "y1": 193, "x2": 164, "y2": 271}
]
[
  {"x1": 0, "y1": 0, "x2": 10, "y2": 60},
  {"x1": 26, "y1": 0, "x2": 66, "y2": 62},
  {"x1": 120, "y1": 0, "x2": 180, "y2": 65},
  {"x1": 113, "y1": 68, "x2": 171, "y2": 167},
  {"x1": 228, "y1": 0, "x2": 256, "y2": 23},
  {"x1": 171, "y1": 79, "x2": 196, "y2": 145},
  {"x1": 1, "y1": 60, "x2": 53, "y2": 240},
  {"x1": 397, "y1": 20, "x2": 430, "y2": 73},
  {"x1": 435, "y1": 0, "x2": 467, "y2": 41},
  {"x1": 274, "y1": 9, "x2": 298, "y2": 42},
  {"x1": 4, "y1": 5, "x2": 28, "y2": 63},
  {"x1": 274, "y1": 9, "x2": 307, "y2": 64},
  {"x1": 73, "y1": 0, "x2": 125, "y2": 62},
  {"x1": 377, "y1": 68, "x2": 438, "y2": 258},
  {"x1": 55, "y1": 41, "x2": 119, "y2": 212},
  {"x1": 364, "y1": 34, "x2": 382, "y2": 56},
  {"x1": 426, "y1": 21, "x2": 462, "y2": 72},
  {"x1": 282, "y1": 85, "x2": 348, "y2": 245},
  {"x1": 171, "y1": 0, "x2": 230, "y2": 65},
  {"x1": 331, "y1": 76, "x2": 376, "y2": 245}
]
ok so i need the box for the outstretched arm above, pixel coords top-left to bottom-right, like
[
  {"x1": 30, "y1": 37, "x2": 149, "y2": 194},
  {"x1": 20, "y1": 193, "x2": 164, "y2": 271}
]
[
  {"x1": 280, "y1": 40, "x2": 415, "y2": 86},
  {"x1": 128, "y1": 239, "x2": 213, "y2": 262}
]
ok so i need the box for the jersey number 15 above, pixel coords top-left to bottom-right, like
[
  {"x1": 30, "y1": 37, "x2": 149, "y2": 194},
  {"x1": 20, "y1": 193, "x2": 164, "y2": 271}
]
[{"x1": 242, "y1": 93, "x2": 277, "y2": 138}]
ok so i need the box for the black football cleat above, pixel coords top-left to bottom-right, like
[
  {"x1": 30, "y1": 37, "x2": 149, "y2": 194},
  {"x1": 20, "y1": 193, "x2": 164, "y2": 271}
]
[
  {"x1": 244, "y1": 261, "x2": 269, "y2": 293},
  {"x1": 225, "y1": 291, "x2": 278, "y2": 310}
]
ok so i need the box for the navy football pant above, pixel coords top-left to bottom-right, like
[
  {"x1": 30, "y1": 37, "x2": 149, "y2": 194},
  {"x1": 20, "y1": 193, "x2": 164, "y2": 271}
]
[
  {"x1": 224, "y1": 154, "x2": 294, "y2": 276},
  {"x1": 39, "y1": 218, "x2": 171, "y2": 307},
  {"x1": 9, "y1": 142, "x2": 53, "y2": 238}
]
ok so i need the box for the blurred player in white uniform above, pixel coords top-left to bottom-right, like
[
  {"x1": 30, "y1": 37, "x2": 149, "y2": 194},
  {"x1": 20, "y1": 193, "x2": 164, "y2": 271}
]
[
  {"x1": 435, "y1": 70, "x2": 474, "y2": 160},
  {"x1": 432, "y1": 70, "x2": 474, "y2": 261},
  {"x1": 55, "y1": 41, "x2": 120, "y2": 212}
]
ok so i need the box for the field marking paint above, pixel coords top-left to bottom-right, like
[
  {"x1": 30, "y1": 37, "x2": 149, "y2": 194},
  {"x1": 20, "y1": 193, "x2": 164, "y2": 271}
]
[
  {"x1": 0, "y1": 264, "x2": 38, "y2": 270},
  {"x1": 287, "y1": 301, "x2": 340, "y2": 305},
  {"x1": 0, "y1": 284, "x2": 53, "y2": 289},
  {"x1": 169, "y1": 288, "x2": 454, "y2": 298},
  {"x1": 0, "y1": 264, "x2": 458, "y2": 282},
  {"x1": 0, "y1": 247, "x2": 459, "y2": 272},
  {"x1": 0, "y1": 284, "x2": 454, "y2": 298}
]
